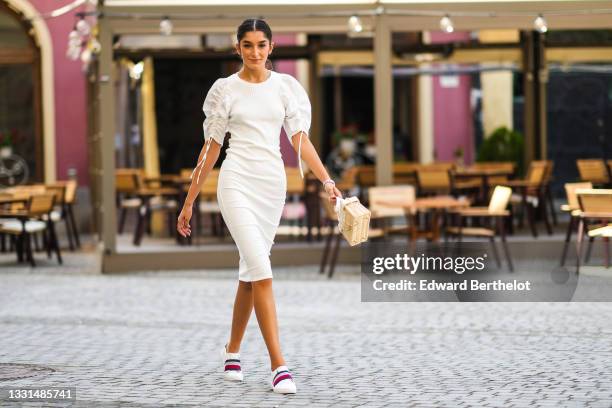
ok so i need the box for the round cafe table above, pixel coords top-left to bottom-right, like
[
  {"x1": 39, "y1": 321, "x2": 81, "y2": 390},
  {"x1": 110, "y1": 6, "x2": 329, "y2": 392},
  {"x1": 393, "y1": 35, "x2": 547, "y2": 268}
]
[{"x1": 376, "y1": 195, "x2": 470, "y2": 242}]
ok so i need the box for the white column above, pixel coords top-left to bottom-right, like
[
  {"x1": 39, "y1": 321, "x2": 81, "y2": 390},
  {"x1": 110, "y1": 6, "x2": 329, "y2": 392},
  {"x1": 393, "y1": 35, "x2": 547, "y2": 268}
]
[
  {"x1": 481, "y1": 67, "x2": 513, "y2": 138},
  {"x1": 418, "y1": 32, "x2": 434, "y2": 163},
  {"x1": 374, "y1": 15, "x2": 393, "y2": 185}
]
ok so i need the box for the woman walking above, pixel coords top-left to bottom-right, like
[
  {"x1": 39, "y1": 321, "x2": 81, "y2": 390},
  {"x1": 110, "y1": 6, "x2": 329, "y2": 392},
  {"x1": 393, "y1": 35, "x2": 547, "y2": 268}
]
[{"x1": 176, "y1": 19, "x2": 342, "y2": 394}]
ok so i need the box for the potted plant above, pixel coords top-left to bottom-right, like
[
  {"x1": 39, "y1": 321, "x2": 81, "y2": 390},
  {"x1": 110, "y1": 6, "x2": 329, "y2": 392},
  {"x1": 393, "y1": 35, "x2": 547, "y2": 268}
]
[
  {"x1": 476, "y1": 126, "x2": 525, "y2": 176},
  {"x1": 0, "y1": 130, "x2": 13, "y2": 158}
]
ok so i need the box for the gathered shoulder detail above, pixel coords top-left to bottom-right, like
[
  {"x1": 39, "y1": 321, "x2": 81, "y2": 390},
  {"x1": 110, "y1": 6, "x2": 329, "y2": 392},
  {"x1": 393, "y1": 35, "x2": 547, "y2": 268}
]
[
  {"x1": 202, "y1": 77, "x2": 231, "y2": 146},
  {"x1": 280, "y1": 73, "x2": 311, "y2": 143}
]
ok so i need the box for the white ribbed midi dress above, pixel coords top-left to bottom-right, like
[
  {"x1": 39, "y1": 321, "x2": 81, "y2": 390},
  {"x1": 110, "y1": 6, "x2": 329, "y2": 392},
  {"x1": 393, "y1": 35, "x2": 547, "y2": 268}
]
[{"x1": 200, "y1": 70, "x2": 311, "y2": 282}]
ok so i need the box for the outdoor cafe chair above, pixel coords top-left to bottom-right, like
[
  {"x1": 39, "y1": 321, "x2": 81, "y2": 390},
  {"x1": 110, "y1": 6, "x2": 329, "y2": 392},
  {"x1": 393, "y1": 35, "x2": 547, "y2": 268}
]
[
  {"x1": 44, "y1": 181, "x2": 81, "y2": 251},
  {"x1": 559, "y1": 182, "x2": 593, "y2": 267},
  {"x1": 0, "y1": 193, "x2": 62, "y2": 266},
  {"x1": 116, "y1": 169, "x2": 144, "y2": 234},
  {"x1": 445, "y1": 185, "x2": 514, "y2": 271},
  {"x1": 368, "y1": 185, "x2": 415, "y2": 236},
  {"x1": 575, "y1": 189, "x2": 612, "y2": 273},
  {"x1": 507, "y1": 160, "x2": 552, "y2": 237},
  {"x1": 577, "y1": 159, "x2": 610, "y2": 187},
  {"x1": 115, "y1": 168, "x2": 179, "y2": 245},
  {"x1": 393, "y1": 162, "x2": 419, "y2": 185},
  {"x1": 416, "y1": 165, "x2": 480, "y2": 198}
]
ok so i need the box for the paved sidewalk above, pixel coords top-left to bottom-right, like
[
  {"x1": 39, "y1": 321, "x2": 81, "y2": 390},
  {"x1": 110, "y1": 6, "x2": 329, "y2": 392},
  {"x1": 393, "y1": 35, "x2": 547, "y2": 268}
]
[{"x1": 0, "y1": 259, "x2": 612, "y2": 407}]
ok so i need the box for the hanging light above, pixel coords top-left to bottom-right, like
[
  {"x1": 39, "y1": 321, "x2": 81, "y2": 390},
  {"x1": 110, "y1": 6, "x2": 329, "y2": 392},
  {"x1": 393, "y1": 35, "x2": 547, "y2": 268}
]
[
  {"x1": 76, "y1": 17, "x2": 91, "y2": 36},
  {"x1": 130, "y1": 61, "x2": 145, "y2": 80},
  {"x1": 348, "y1": 15, "x2": 363, "y2": 33},
  {"x1": 534, "y1": 14, "x2": 548, "y2": 33},
  {"x1": 440, "y1": 14, "x2": 454, "y2": 33},
  {"x1": 160, "y1": 17, "x2": 173, "y2": 36}
]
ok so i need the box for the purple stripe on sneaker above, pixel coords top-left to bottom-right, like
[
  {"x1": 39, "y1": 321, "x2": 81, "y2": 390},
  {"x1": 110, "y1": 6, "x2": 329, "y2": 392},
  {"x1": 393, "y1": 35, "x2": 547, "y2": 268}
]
[
  {"x1": 273, "y1": 373, "x2": 292, "y2": 386},
  {"x1": 225, "y1": 364, "x2": 241, "y2": 371},
  {"x1": 273, "y1": 370, "x2": 289, "y2": 379}
]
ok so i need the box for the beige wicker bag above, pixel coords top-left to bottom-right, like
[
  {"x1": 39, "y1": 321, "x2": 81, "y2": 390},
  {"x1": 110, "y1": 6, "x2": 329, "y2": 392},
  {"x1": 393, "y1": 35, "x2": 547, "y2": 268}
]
[{"x1": 334, "y1": 196, "x2": 371, "y2": 246}]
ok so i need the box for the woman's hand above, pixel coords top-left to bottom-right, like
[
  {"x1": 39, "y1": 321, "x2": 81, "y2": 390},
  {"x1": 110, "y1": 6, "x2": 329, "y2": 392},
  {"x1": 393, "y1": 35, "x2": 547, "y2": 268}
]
[
  {"x1": 324, "y1": 182, "x2": 342, "y2": 204},
  {"x1": 177, "y1": 206, "x2": 193, "y2": 237}
]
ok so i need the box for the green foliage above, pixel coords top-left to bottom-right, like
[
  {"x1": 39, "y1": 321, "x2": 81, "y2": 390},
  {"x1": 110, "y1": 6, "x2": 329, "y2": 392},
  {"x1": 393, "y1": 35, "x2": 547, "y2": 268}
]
[
  {"x1": 0, "y1": 130, "x2": 12, "y2": 148},
  {"x1": 476, "y1": 126, "x2": 525, "y2": 175}
]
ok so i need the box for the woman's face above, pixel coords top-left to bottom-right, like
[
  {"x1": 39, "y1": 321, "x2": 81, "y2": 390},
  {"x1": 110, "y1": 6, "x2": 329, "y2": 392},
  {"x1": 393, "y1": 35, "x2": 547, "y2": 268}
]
[{"x1": 236, "y1": 30, "x2": 274, "y2": 70}]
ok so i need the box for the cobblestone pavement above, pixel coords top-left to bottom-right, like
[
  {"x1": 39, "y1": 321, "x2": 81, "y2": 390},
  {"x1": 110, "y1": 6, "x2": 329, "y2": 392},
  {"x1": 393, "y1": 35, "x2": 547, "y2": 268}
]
[{"x1": 1, "y1": 256, "x2": 612, "y2": 407}]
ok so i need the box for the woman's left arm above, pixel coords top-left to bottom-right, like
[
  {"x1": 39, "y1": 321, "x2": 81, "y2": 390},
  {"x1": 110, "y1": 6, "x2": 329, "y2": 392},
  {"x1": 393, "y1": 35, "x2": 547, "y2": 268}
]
[{"x1": 291, "y1": 131, "x2": 342, "y2": 202}]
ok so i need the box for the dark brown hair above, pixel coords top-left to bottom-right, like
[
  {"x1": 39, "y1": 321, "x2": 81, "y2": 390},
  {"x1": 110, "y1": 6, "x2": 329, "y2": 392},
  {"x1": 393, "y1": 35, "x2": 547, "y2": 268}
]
[{"x1": 236, "y1": 18, "x2": 274, "y2": 70}]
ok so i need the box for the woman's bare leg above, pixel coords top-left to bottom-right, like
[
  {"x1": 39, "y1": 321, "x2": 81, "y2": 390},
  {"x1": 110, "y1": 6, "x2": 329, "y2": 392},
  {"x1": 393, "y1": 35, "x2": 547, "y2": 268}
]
[
  {"x1": 251, "y1": 278, "x2": 285, "y2": 370},
  {"x1": 227, "y1": 281, "x2": 253, "y2": 353}
]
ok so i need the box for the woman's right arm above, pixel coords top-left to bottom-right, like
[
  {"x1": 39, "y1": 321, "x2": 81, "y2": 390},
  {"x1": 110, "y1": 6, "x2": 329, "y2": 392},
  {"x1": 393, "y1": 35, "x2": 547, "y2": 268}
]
[
  {"x1": 177, "y1": 140, "x2": 222, "y2": 237},
  {"x1": 183, "y1": 140, "x2": 222, "y2": 208}
]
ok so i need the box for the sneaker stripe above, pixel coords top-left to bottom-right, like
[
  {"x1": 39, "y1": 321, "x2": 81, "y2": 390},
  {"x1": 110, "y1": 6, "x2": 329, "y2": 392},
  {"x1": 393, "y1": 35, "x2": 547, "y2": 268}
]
[
  {"x1": 273, "y1": 373, "x2": 292, "y2": 386},
  {"x1": 273, "y1": 370, "x2": 289, "y2": 379},
  {"x1": 225, "y1": 364, "x2": 241, "y2": 371},
  {"x1": 224, "y1": 359, "x2": 240, "y2": 363}
]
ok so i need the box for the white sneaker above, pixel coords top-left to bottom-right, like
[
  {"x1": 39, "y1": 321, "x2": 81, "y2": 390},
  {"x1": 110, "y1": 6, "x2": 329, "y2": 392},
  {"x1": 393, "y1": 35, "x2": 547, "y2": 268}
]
[
  {"x1": 270, "y1": 365, "x2": 296, "y2": 394},
  {"x1": 221, "y1": 345, "x2": 243, "y2": 381}
]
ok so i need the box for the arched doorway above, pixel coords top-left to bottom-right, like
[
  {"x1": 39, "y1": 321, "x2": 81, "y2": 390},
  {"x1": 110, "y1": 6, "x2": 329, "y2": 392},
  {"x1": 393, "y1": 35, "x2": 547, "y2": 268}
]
[
  {"x1": 1, "y1": 0, "x2": 55, "y2": 183},
  {"x1": 0, "y1": 1, "x2": 42, "y2": 182}
]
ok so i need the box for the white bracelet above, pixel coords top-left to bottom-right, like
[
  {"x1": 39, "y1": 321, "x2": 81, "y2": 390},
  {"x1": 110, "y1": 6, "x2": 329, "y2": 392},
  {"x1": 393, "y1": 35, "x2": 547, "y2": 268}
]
[{"x1": 322, "y1": 179, "x2": 335, "y2": 188}]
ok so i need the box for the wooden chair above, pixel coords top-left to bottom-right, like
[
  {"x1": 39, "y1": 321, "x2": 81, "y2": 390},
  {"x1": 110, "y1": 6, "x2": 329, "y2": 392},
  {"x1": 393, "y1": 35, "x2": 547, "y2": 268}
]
[
  {"x1": 115, "y1": 169, "x2": 143, "y2": 234},
  {"x1": 356, "y1": 165, "x2": 376, "y2": 188},
  {"x1": 577, "y1": 159, "x2": 610, "y2": 186},
  {"x1": 575, "y1": 189, "x2": 612, "y2": 273},
  {"x1": 416, "y1": 167, "x2": 451, "y2": 196},
  {"x1": 116, "y1": 168, "x2": 179, "y2": 245},
  {"x1": 507, "y1": 161, "x2": 551, "y2": 237},
  {"x1": 62, "y1": 180, "x2": 81, "y2": 249},
  {"x1": 319, "y1": 192, "x2": 384, "y2": 278},
  {"x1": 559, "y1": 182, "x2": 593, "y2": 266},
  {"x1": 417, "y1": 164, "x2": 479, "y2": 198},
  {"x1": 0, "y1": 193, "x2": 62, "y2": 266},
  {"x1": 446, "y1": 186, "x2": 513, "y2": 271},
  {"x1": 44, "y1": 182, "x2": 81, "y2": 251},
  {"x1": 368, "y1": 185, "x2": 415, "y2": 236},
  {"x1": 393, "y1": 162, "x2": 418, "y2": 185}
]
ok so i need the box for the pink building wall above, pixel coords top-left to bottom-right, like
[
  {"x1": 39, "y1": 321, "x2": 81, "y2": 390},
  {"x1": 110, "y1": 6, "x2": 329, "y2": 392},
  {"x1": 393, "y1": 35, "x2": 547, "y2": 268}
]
[
  {"x1": 430, "y1": 32, "x2": 474, "y2": 164},
  {"x1": 29, "y1": 0, "x2": 89, "y2": 186}
]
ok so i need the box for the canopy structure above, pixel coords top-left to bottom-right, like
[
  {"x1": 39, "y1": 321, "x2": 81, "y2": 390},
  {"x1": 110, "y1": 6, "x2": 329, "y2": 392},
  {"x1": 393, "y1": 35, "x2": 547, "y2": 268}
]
[
  {"x1": 95, "y1": 0, "x2": 612, "y2": 265},
  {"x1": 102, "y1": 1, "x2": 612, "y2": 34}
]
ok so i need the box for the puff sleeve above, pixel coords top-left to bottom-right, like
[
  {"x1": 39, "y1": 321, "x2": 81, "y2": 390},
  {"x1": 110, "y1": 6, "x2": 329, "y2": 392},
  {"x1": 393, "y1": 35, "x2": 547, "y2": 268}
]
[
  {"x1": 202, "y1": 77, "x2": 230, "y2": 146},
  {"x1": 191, "y1": 78, "x2": 230, "y2": 183},
  {"x1": 281, "y1": 74, "x2": 311, "y2": 143}
]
